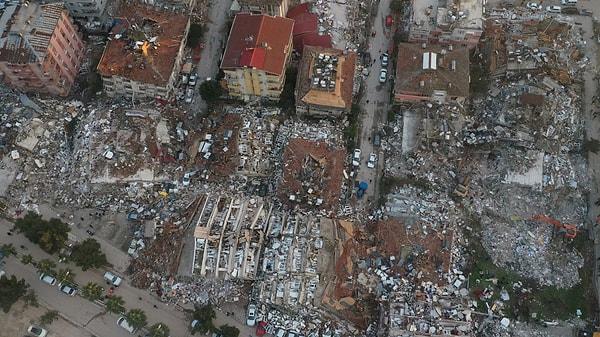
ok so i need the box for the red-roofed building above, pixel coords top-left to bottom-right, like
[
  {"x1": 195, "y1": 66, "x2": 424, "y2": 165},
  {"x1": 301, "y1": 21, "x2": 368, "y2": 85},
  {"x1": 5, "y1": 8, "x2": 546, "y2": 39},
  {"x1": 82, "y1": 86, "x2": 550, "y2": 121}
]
[
  {"x1": 287, "y1": 3, "x2": 332, "y2": 53},
  {"x1": 221, "y1": 14, "x2": 294, "y2": 102}
]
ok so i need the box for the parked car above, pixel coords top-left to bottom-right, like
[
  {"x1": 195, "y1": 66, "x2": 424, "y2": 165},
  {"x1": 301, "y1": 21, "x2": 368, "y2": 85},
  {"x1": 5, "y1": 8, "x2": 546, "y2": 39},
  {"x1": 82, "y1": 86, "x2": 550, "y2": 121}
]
[
  {"x1": 367, "y1": 152, "x2": 377, "y2": 168},
  {"x1": 117, "y1": 316, "x2": 137, "y2": 334},
  {"x1": 381, "y1": 52, "x2": 389, "y2": 67},
  {"x1": 189, "y1": 73, "x2": 198, "y2": 86},
  {"x1": 246, "y1": 303, "x2": 257, "y2": 326},
  {"x1": 185, "y1": 88, "x2": 194, "y2": 103},
  {"x1": 526, "y1": 2, "x2": 540, "y2": 9},
  {"x1": 379, "y1": 68, "x2": 388, "y2": 83},
  {"x1": 182, "y1": 173, "x2": 191, "y2": 186},
  {"x1": 276, "y1": 329, "x2": 287, "y2": 337},
  {"x1": 27, "y1": 325, "x2": 48, "y2": 337},
  {"x1": 501, "y1": 1, "x2": 514, "y2": 7},
  {"x1": 59, "y1": 284, "x2": 77, "y2": 296},
  {"x1": 363, "y1": 52, "x2": 371, "y2": 66},
  {"x1": 579, "y1": 8, "x2": 593, "y2": 16},
  {"x1": 352, "y1": 148, "x2": 361, "y2": 166},
  {"x1": 103, "y1": 271, "x2": 122, "y2": 287},
  {"x1": 39, "y1": 274, "x2": 56, "y2": 286},
  {"x1": 545, "y1": 5, "x2": 561, "y2": 13},
  {"x1": 373, "y1": 132, "x2": 381, "y2": 147}
]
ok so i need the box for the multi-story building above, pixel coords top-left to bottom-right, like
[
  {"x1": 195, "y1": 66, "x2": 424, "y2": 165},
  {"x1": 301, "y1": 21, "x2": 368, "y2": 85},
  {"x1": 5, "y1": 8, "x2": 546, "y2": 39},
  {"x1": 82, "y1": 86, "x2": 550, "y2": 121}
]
[
  {"x1": 63, "y1": 0, "x2": 107, "y2": 21},
  {"x1": 230, "y1": 0, "x2": 290, "y2": 17},
  {"x1": 96, "y1": 2, "x2": 190, "y2": 100},
  {"x1": 221, "y1": 14, "x2": 294, "y2": 102},
  {"x1": 0, "y1": 2, "x2": 85, "y2": 96},
  {"x1": 408, "y1": 0, "x2": 483, "y2": 50},
  {"x1": 295, "y1": 46, "x2": 356, "y2": 118},
  {"x1": 393, "y1": 43, "x2": 470, "y2": 104}
]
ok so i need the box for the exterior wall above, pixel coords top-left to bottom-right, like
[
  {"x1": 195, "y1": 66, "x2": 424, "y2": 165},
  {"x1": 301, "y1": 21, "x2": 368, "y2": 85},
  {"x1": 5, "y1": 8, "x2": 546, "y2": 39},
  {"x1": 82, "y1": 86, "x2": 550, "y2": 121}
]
[
  {"x1": 102, "y1": 75, "x2": 170, "y2": 99},
  {"x1": 240, "y1": 0, "x2": 289, "y2": 16},
  {"x1": 64, "y1": 0, "x2": 107, "y2": 20},
  {"x1": 0, "y1": 10, "x2": 84, "y2": 96},
  {"x1": 409, "y1": 27, "x2": 481, "y2": 49}
]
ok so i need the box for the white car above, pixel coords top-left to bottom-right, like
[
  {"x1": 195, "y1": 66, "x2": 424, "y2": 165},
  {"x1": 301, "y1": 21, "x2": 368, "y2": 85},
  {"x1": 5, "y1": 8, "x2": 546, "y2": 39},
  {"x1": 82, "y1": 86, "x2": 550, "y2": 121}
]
[
  {"x1": 545, "y1": 5, "x2": 561, "y2": 12},
  {"x1": 40, "y1": 273, "x2": 57, "y2": 286},
  {"x1": 189, "y1": 73, "x2": 198, "y2": 86},
  {"x1": 381, "y1": 52, "x2": 389, "y2": 67},
  {"x1": 59, "y1": 284, "x2": 77, "y2": 296},
  {"x1": 117, "y1": 316, "x2": 137, "y2": 334},
  {"x1": 182, "y1": 173, "x2": 191, "y2": 186},
  {"x1": 103, "y1": 271, "x2": 122, "y2": 287},
  {"x1": 526, "y1": 2, "x2": 540, "y2": 9},
  {"x1": 246, "y1": 303, "x2": 257, "y2": 326},
  {"x1": 185, "y1": 88, "x2": 194, "y2": 103},
  {"x1": 27, "y1": 325, "x2": 48, "y2": 337},
  {"x1": 379, "y1": 68, "x2": 387, "y2": 83},
  {"x1": 352, "y1": 149, "x2": 361, "y2": 166},
  {"x1": 367, "y1": 152, "x2": 377, "y2": 168}
]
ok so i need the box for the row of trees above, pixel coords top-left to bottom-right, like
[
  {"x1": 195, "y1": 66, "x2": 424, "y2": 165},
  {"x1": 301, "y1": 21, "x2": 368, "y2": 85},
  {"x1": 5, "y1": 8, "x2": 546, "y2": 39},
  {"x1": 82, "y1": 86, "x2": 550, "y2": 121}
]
[{"x1": 188, "y1": 303, "x2": 239, "y2": 337}]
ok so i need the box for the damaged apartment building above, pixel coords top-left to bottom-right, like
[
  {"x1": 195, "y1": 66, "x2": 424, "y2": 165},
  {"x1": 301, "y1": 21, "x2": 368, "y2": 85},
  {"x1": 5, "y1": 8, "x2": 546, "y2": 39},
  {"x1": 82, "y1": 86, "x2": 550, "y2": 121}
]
[
  {"x1": 295, "y1": 46, "x2": 356, "y2": 118},
  {"x1": 96, "y1": 1, "x2": 190, "y2": 100},
  {"x1": 220, "y1": 13, "x2": 294, "y2": 102},
  {"x1": 0, "y1": 2, "x2": 85, "y2": 96},
  {"x1": 409, "y1": 0, "x2": 483, "y2": 49}
]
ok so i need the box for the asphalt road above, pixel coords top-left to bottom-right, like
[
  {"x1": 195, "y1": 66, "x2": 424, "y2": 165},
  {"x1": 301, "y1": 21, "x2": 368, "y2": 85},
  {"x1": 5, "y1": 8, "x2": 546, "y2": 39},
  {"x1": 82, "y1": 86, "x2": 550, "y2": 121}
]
[
  {"x1": 355, "y1": 0, "x2": 393, "y2": 211},
  {"x1": 0, "y1": 213, "x2": 255, "y2": 337}
]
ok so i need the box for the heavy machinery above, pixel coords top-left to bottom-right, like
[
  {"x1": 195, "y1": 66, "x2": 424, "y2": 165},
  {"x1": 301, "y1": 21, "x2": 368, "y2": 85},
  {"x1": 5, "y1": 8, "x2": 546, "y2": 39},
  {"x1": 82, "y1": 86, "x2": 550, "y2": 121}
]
[
  {"x1": 453, "y1": 176, "x2": 471, "y2": 198},
  {"x1": 532, "y1": 214, "x2": 577, "y2": 239}
]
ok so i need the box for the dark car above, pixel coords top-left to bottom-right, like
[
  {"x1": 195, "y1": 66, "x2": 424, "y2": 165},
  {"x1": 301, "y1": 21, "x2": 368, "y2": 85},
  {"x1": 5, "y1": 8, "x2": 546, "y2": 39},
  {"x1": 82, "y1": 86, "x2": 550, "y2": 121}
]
[
  {"x1": 363, "y1": 52, "x2": 371, "y2": 66},
  {"x1": 373, "y1": 132, "x2": 381, "y2": 147},
  {"x1": 579, "y1": 8, "x2": 593, "y2": 16}
]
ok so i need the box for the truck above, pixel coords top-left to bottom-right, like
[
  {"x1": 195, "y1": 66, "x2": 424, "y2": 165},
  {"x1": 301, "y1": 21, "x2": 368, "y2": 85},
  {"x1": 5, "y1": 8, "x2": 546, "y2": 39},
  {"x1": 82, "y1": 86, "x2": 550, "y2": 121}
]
[{"x1": 357, "y1": 181, "x2": 368, "y2": 198}]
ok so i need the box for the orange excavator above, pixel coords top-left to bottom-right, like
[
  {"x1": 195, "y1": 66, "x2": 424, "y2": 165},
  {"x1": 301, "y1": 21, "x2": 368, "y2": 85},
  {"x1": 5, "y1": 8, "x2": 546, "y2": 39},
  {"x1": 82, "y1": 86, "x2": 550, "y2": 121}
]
[{"x1": 532, "y1": 214, "x2": 577, "y2": 239}]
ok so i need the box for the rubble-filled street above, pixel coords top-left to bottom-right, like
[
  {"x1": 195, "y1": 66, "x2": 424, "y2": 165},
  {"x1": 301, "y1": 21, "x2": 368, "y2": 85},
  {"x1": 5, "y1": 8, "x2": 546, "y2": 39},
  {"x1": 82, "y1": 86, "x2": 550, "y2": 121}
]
[{"x1": 3, "y1": 0, "x2": 600, "y2": 336}]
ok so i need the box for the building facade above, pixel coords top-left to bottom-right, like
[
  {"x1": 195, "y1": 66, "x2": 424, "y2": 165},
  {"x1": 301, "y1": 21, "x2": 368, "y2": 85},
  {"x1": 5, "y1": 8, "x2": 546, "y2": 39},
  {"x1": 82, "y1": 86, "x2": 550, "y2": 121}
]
[
  {"x1": 230, "y1": 0, "x2": 290, "y2": 17},
  {"x1": 0, "y1": 3, "x2": 85, "y2": 96},
  {"x1": 63, "y1": 0, "x2": 107, "y2": 21},
  {"x1": 221, "y1": 14, "x2": 294, "y2": 102},
  {"x1": 96, "y1": 2, "x2": 190, "y2": 100}
]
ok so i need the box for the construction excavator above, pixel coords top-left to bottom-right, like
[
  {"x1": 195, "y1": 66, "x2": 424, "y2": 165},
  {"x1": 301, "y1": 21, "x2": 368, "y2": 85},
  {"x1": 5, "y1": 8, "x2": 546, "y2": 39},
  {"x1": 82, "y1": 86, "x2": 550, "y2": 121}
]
[{"x1": 532, "y1": 214, "x2": 577, "y2": 240}]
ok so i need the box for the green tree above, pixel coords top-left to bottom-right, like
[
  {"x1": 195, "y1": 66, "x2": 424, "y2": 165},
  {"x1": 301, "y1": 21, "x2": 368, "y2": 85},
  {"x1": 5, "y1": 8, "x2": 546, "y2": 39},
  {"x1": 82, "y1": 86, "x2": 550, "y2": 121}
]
[
  {"x1": 36, "y1": 259, "x2": 57, "y2": 276},
  {"x1": 21, "y1": 289, "x2": 39, "y2": 308},
  {"x1": 0, "y1": 243, "x2": 17, "y2": 257},
  {"x1": 199, "y1": 80, "x2": 223, "y2": 102},
  {"x1": 57, "y1": 268, "x2": 76, "y2": 285},
  {"x1": 21, "y1": 254, "x2": 33, "y2": 265},
  {"x1": 186, "y1": 23, "x2": 205, "y2": 48},
  {"x1": 39, "y1": 310, "x2": 59, "y2": 326},
  {"x1": 13, "y1": 212, "x2": 70, "y2": 254},
  {"x1": 82, "y1": 282, "x2": 103, "y2": 302},
  {"x1": 218, "y1": 324, "x2": 240, "y2": 337},
  {"x1": 70, "y1": 238, "x2": 108, "y2": 271},
  {"x1": 186, "y1": 303, "x2": 216, "y2": 335},
  {"x1": 0, "y1": 275, "x2": 29, "y2": 312},
  {"x1": 105, "y1": 295, "x2": 125, "y2": 314},
  {"x1": 147, "y1": 323, "x2": 170, "y2": 337},
  {"x1": 126, "y1": 308, "x2": 148, "y2": 331},
  {"x1": 389, "y1": 0, "x2": 403, "y2": 13}
]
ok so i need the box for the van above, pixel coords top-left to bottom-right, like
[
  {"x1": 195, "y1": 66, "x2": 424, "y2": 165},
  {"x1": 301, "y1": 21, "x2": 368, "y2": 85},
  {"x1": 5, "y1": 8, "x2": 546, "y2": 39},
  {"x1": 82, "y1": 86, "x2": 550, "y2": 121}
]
[
  {"x1": 117, "y1": 316, "x2": 137, "y2": 334},
  {"x1": 104, "y1": 271, "x2": 122, "y2": 287},
  {"x1": 561, "y1": 0, "x2": 576, "y2": 4}
]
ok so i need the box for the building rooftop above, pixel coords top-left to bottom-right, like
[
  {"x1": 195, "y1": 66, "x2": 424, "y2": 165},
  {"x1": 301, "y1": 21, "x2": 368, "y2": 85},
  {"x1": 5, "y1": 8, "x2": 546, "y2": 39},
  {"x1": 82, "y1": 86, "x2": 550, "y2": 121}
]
[
  {"x1": 0, "y1": 3, "x2": 64, "y2": 63},
  {"x1": 221, "y1": 14, "x2": 294, "y2": 76},
  {"x1": 394, "y1": 43, "x2": 470, "y2": 99},
  {"x1": 412, "y1": 0, "x2": 482, "y2": 32},
  {"x1": 96, "y1": 2, "x2": 188, "y2": 85},
  {"x1": 296, "y1": 46, "x2": 355, "y2": 111}
]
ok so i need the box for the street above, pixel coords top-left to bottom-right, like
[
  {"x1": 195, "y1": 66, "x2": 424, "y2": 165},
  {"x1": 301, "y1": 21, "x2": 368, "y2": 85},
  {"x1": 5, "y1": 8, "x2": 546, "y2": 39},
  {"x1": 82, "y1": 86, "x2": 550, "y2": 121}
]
[{"x1": 355, "y1": 0, "x2": 393, "y2": 210}]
